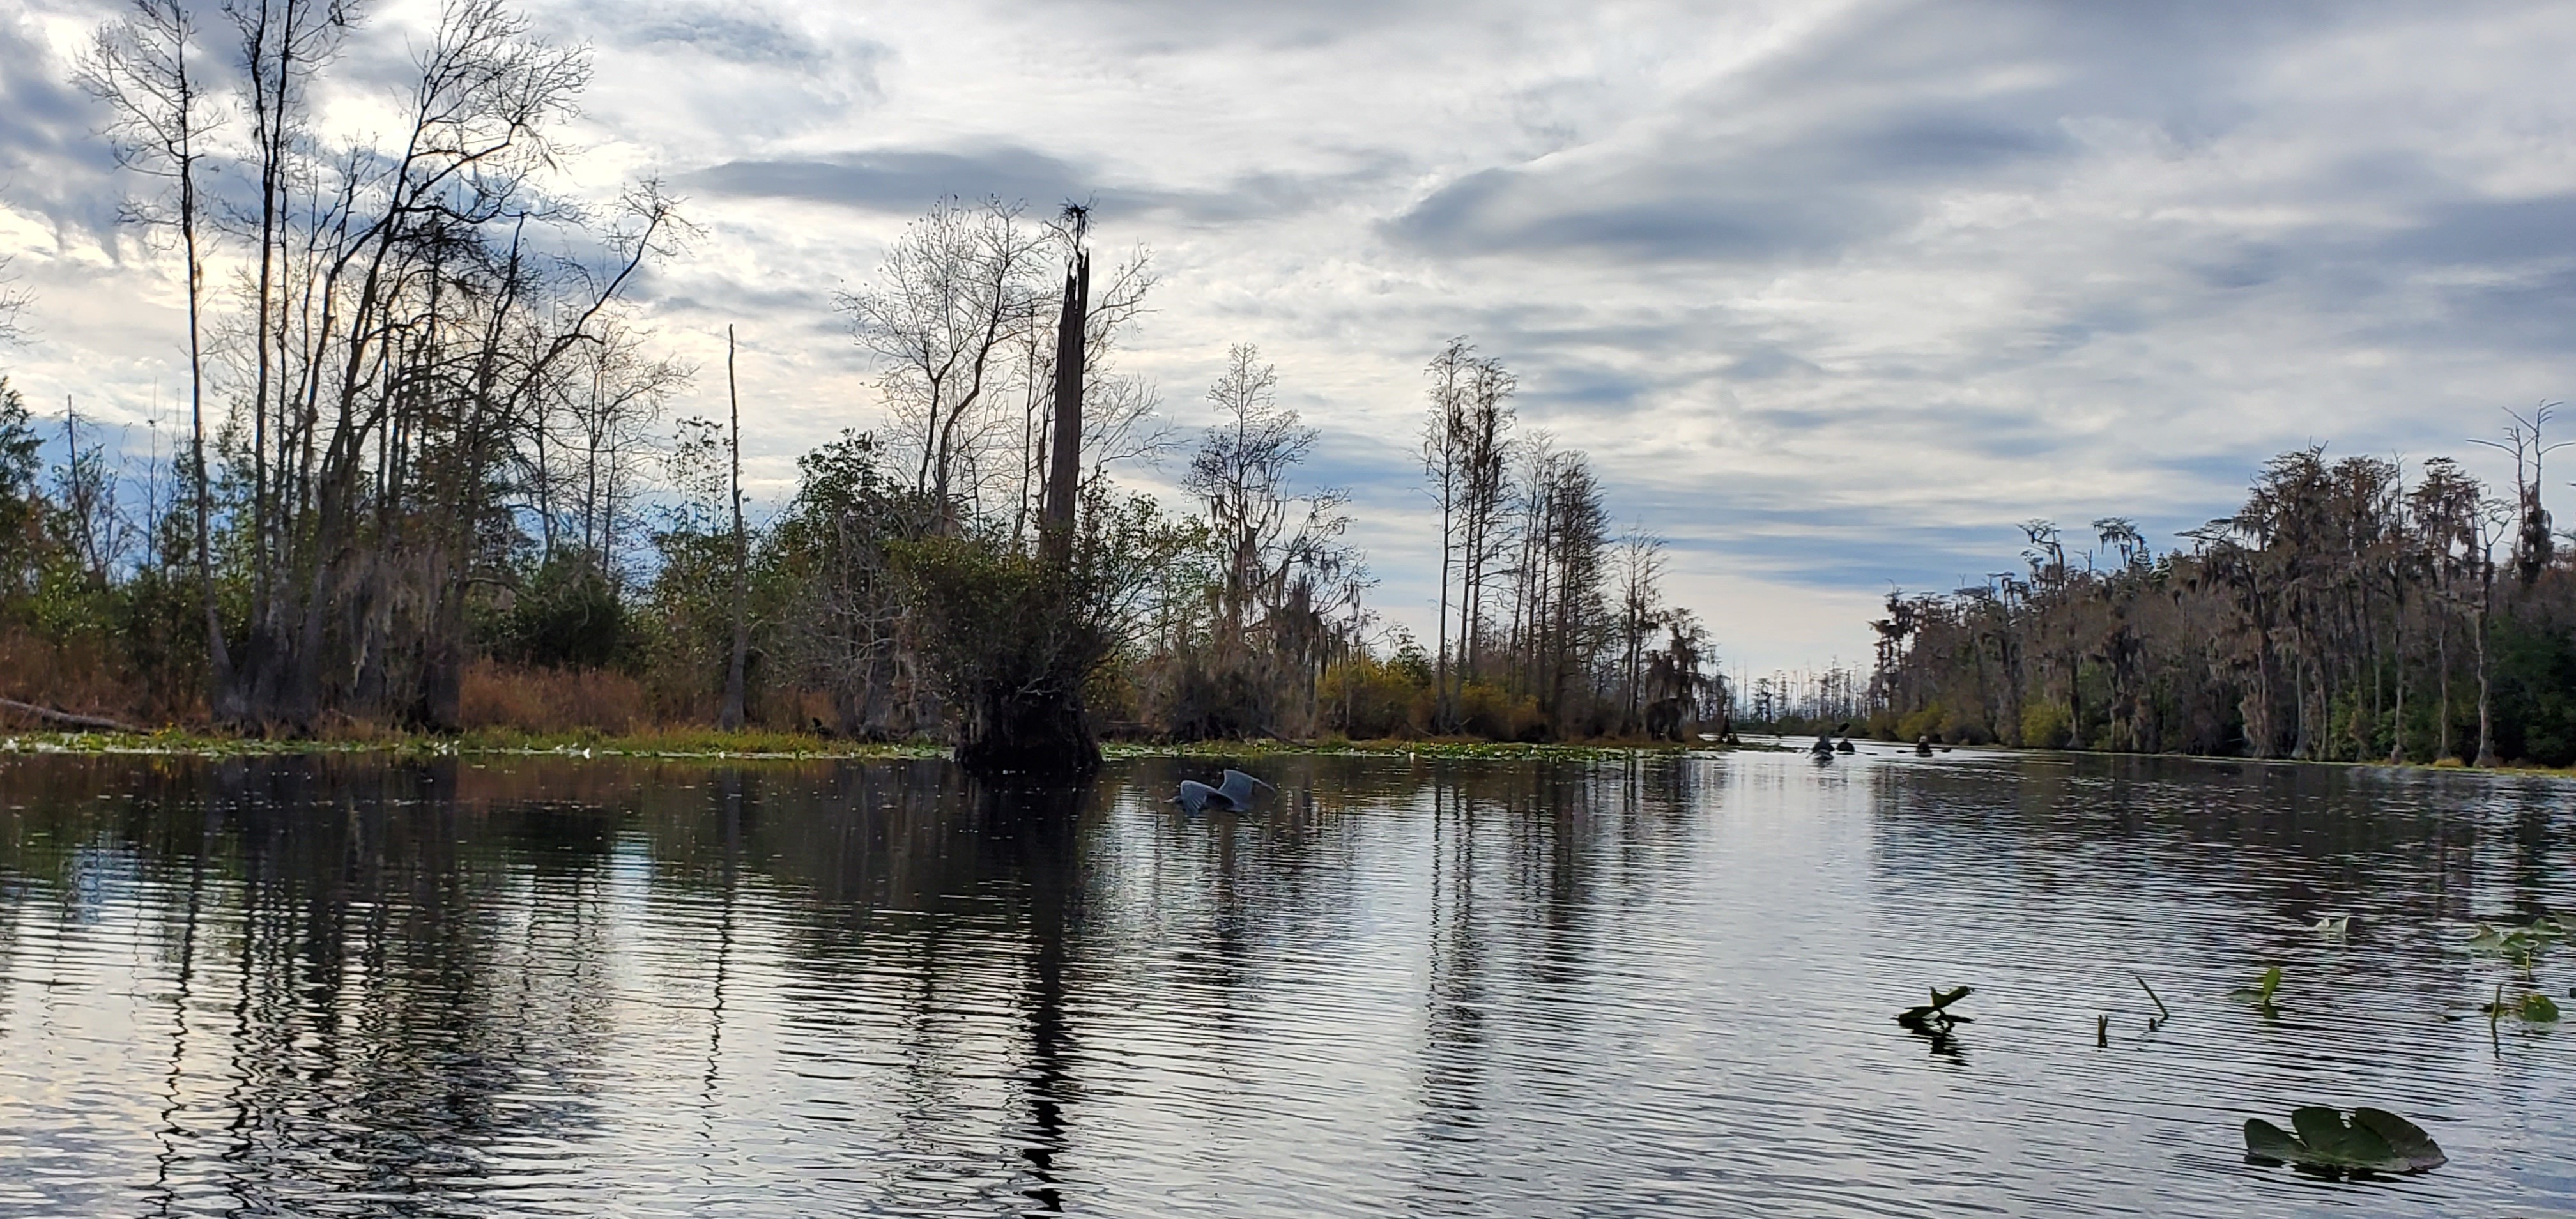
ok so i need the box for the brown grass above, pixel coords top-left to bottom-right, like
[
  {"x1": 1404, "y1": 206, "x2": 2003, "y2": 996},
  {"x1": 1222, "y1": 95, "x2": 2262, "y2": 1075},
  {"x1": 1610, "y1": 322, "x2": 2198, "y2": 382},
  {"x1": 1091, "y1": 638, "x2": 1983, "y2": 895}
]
[
  {"x1": 460, "y1": 659, "x2": 648, "y2": 735},
  {"x1": 0, "y1": 624, "x2": 197, "y2": 728}
]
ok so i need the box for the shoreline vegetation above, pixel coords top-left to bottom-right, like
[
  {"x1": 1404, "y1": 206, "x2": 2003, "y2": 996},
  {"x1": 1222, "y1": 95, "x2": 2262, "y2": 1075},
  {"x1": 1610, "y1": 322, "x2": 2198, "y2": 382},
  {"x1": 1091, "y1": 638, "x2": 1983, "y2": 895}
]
[
  {"x1": 0, "y1": 725, "x2": 1740, "y2": 763},
  {"x1": 1, "y1": 1, "x2": 1727, "y2": 774},
  {"x1": 1749, "y1": 418, "x2": 2576, "y2": 774},
  {"x1": 6, "y1": 724, "x2": 2573, "y2": 782},
  {"x1": 7, "y1": 0, "x2": 2570, "y2": 775}
]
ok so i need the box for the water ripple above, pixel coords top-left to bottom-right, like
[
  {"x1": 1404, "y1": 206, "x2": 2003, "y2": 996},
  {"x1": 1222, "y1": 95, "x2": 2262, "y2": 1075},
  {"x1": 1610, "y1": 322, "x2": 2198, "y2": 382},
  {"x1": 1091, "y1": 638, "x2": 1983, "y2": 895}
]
[{"x1": 0, "y1": 749, "x2": 2567, "y2": 1216}]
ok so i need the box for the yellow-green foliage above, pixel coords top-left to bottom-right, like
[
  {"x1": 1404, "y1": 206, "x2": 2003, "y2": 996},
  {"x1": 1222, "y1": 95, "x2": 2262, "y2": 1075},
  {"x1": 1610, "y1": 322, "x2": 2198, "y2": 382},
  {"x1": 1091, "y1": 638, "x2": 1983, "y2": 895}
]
[
  {"x1": 2020, "y1": 702, "x2": 2074, "y2": 749},
  {"x1": 1459, "y1": 680, "x2": 1545, "y2": 741},
  {"x1": 1317, "y1": 656, "x2": 1429, "y2": 739}
]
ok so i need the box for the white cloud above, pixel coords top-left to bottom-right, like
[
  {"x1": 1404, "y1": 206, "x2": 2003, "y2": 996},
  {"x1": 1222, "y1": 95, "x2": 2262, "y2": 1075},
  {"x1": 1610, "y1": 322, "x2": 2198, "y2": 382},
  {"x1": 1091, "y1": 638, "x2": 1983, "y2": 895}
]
[{"x1": 4, "y1": 0, "x2": 2573, "y2": 676}]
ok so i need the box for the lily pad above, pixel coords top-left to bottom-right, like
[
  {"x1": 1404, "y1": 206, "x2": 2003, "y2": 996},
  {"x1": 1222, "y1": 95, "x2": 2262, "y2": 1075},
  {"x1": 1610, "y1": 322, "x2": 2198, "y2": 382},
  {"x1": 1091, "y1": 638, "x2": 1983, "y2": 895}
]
[
  {"x1": 2244, "y1": 1106, "x2": 2446, "y2": 1174},
  {"x1": 2468, "y1": 919, "x2": 2558, "y2": 964},
  {"x1": 2481, "y1": 990, "x2": 2563, "y2": 1022}
]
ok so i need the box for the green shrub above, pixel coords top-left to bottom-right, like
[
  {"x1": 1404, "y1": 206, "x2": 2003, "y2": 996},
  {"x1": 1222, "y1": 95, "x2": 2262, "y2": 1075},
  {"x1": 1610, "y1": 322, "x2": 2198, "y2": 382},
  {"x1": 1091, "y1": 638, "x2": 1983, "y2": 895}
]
[
  {"x1": 1458, "y1": 680, "x2": 1544, "y2": 741},
  {"x1": 503, "y1": 551, "x2": 627, "y2": 670},
  {"x1": 2020, "y1": 702, "x2": 2073, "y2": 749}
]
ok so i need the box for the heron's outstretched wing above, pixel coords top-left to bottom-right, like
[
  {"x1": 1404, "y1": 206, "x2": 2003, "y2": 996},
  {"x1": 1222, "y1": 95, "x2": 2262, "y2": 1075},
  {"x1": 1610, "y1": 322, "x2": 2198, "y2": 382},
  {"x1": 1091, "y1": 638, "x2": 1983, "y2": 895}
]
[
  {"x1": 1216, "y1": 769, "x2": 1274, "y2": 807},
  {"x1": 1176, "y1": 779, "x2": 1219, "y2": 813}
]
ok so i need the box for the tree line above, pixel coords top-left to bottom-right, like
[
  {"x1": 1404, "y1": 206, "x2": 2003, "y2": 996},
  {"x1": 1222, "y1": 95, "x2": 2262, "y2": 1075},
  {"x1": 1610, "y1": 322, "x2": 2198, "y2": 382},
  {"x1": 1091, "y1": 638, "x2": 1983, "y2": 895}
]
[
  {"x1": 0, "y1": 0, "x2": 1729, "y2": 755},
  {"x1": 1864, "y1": 410, "x2": 2576, "y2": 766}
]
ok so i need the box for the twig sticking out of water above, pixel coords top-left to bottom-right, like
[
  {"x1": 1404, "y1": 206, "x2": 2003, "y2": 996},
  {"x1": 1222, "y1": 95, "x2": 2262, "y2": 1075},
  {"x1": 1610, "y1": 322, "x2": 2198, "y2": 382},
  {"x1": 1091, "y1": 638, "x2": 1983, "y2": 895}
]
[
  {"x1": 2491, "y1": 983, "x2": 2504, "y2": 1055},
  {"x1": 2133, "y1": 972, "x2": 2170, "y2": 1029},
  {"x1": 2096, "y1": 1014, "x2": 2108, "y2": 1047}
]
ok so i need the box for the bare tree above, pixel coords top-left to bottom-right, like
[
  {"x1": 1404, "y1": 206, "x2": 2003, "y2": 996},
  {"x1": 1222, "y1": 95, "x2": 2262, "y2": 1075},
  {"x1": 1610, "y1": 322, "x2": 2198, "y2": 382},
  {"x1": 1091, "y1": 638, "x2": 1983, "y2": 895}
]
[
  {"x1": 81, "y1": 0, "x2": 229, "y2": 698},
  {"x1": 2469, "y1": 402, "x2": 2568, "y2": 586},
  {"x1": 1456, "y1": 351, "x2": 1514, "y2": 689},
  {"x1": 87, "y1": 0, "x2": 684, "y2": 728},
  {"x1": 719, "y1": 325, "x2": 749, "y2": 730},
  {"x1": 1184, "y1": 344, "x2": 1349, "y2": 648},
  {"x1": 840, "y1": 198, "x2": 1051, "y2": 525},
  {"x1": 549, "y1": 321, "x2": 686, "y2": 578},
  {"x1": 0, "y1": 257, "x2": 24, "y2": 345},
  {"x1": 1615, "y1": 522, "x2": 1667, "y2": 732},
  {"x1": 1420, "y1": 337, "x2": 1471, "y2": 728},
  {"x1": 1162, "y1": 342, "x2": 1353, "y2": 737}
]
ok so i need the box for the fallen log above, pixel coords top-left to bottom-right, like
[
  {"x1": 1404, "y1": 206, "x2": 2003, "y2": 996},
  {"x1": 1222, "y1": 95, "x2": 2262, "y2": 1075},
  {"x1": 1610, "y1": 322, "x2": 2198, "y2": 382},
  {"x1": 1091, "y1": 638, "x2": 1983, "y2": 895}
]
[{"x1": 0, "y1": 698, "x2": 137, "y2": 733}]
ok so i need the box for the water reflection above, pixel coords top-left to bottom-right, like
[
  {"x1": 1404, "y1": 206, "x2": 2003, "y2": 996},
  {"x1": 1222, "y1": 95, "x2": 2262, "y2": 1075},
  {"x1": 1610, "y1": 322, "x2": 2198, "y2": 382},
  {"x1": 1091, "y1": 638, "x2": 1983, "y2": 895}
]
[{"x1": 0, "y1": 749, "x2": 2568, "y2": 1216}]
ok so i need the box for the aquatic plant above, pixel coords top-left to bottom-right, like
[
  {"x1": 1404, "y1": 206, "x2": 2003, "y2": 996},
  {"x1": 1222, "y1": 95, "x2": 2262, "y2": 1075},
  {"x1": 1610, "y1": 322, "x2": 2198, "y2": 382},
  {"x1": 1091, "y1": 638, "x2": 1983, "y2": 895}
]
[
  {"x1": 2481, "y1": 987, "x2": 2561, "y2": 1023},
  {"x1": 2230, "y1": 966, "x2": 2283, "y2": 1013},
  {"x1": 2467, "y1": 917, "x2": 2565, "y2": 978},
  {"x1": 2308, "y1": 914, "x2": 2351, "y2": 935},
  {"x1": 2242, "y1": 1107, "x2": 2446, "y2": 1175}
]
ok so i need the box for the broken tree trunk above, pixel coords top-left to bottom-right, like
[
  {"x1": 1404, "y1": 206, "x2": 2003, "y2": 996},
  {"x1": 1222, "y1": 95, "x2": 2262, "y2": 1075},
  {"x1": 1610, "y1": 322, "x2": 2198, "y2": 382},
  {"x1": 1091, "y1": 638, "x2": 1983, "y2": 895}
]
[
  {"x1": 0, "y1": 699, "x2": 137, "y2": 733},
  {"x1": 1041, "y1": 245, "x2": 1089, "y2": 556}
]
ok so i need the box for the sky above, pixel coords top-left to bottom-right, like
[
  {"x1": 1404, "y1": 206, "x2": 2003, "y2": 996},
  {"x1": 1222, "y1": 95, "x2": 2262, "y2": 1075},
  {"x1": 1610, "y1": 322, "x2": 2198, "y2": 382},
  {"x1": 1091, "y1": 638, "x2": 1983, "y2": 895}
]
[{"x1": 3, "y1": 0, "x2": 2575, "y2": 680}]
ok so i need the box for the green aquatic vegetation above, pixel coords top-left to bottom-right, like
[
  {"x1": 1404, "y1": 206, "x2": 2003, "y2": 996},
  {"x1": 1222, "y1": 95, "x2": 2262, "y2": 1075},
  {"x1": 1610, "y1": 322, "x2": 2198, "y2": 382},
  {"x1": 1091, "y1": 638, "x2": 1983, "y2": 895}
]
[
  {"x1": 2467, "y1": 917, "x2": 2564, "y2": 979},
  {"x1": 2242, "y1": 1107, "x2": 2447, "y2": 1175},
  {"x1": 0, "y1": 731, "x2": 1731, "y2": 765},
  {"x1": 2481, "y1": 989, "x2": 2561, "y2": 1023},
  {"x1": 1896, "y1": 985, "x2": 1974, "y2": 1031},
  {"x1": 2230, "y1": 966, "x2": 2284, "y2": 1013},
  {"x1": 0, "y1": 728, "x2": 950, "y2": 762},
  {"x1": 2468, "y1": 915, "x2": 2567, "y2": 946}
]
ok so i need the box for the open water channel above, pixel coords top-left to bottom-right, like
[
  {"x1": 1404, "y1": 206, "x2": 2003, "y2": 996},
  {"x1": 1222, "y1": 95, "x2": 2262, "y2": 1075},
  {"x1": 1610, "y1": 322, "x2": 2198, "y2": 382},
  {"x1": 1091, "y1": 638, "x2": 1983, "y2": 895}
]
[{"x1": 0, "y1": 745, "x2": 2570, "y2": 1216}]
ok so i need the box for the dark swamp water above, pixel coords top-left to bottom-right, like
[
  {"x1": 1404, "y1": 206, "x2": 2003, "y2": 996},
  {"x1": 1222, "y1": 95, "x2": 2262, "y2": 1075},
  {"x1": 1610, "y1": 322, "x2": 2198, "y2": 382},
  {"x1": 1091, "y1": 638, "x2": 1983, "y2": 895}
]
[{"x1": 1, "y1": 746, "x2": 2572, "y2": 1218}]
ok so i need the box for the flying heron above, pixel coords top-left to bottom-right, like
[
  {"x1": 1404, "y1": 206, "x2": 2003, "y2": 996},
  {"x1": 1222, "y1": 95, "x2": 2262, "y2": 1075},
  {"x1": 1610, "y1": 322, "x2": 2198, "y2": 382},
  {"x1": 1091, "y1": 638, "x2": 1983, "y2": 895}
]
[{"x1": 1173, "y1": 769, "x2": 1274, "y2": 813}]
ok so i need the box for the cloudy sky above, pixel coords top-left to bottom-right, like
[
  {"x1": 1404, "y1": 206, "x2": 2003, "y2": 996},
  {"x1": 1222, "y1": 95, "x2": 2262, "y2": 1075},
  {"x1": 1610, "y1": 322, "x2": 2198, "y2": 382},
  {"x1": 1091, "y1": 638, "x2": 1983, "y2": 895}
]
[{"x1": 4, "y1": 0, "x2": 2573, "y2": 678}]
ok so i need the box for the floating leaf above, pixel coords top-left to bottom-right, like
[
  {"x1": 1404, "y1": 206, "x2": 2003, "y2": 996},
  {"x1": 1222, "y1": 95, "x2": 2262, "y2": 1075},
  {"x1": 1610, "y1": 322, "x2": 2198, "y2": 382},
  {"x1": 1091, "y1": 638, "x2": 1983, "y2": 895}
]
[
  {"x1": 2467, "y1": 919, "x2": 2556, "y2": 964},
  {"x1": 2481, "y1": 990, "x2": 2563, "y2": 1023},
  {"x1": 2230, "y1": 966, "x2": 2283, "y2": 1009},
  {"x1": 2244, "y1": 1106, "x2": 2445, "y2": 1174},
  {"x1": 2243, "y1": 1118, "x2": 2304, "y2": 1162},
  {"x1": 2350, "y1": 1108, "x2": 2449, "y2": 1172}
]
